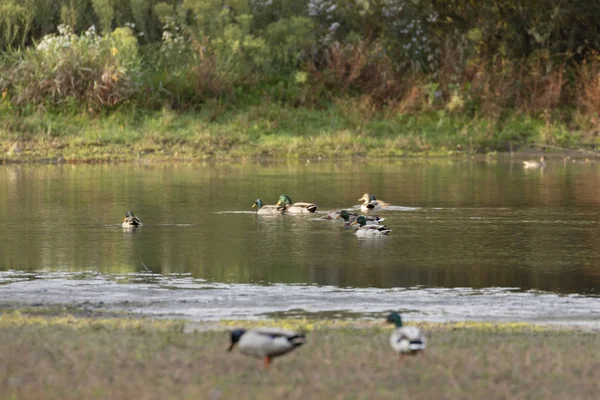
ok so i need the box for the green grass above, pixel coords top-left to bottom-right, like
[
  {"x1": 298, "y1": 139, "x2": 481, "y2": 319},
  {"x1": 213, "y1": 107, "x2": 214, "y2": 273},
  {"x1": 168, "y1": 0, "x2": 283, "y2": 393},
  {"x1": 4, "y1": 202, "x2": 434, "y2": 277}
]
[
  {"x1": 0, "y1": 102, "x2": 586, "y2": 162},
  {"x1": 0, "y1": 310, "x2": 598, "y2": 399}
]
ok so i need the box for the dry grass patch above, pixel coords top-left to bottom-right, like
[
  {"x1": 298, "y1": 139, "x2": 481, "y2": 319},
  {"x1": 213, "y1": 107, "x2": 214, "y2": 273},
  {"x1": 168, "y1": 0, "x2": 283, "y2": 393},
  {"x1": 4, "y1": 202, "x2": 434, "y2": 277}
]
[{"x1": 0, "y1": 313, "x2": 599, "y2": 399}]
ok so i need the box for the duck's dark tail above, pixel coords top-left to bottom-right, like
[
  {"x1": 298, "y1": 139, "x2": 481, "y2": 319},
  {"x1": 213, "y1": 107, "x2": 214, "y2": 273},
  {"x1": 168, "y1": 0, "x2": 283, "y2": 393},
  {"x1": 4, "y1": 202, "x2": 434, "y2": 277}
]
[
  {"x1": 288, "y1": 334, "x2": 306, "y2": 347},
  {"x1": 408, "y1": 340, "x2": 426, "y2": 351}
]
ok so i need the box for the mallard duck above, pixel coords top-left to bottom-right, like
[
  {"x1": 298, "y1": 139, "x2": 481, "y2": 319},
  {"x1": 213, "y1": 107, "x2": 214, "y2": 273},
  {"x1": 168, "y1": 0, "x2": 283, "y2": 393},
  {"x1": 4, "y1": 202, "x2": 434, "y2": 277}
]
[
  {"x1": 336, "y1": 210, "x2": 385, "y2": 227},
  {"x1": 358, "y1": 193, "x2": 390, "y2": 213},
  {"x1": 386, "y1": 312, "x2": 426, "y2": 357},
  {"x1": 228, "y1": 328, "x2": 306, "y2": 368},
  {"x1": 252, "y1": 199, "x2": 285, "y2": 215},
  {"x1": 122, "y1": 211, "x2": 142, "y2": 228},
  {"x1": 523, "y1": 156, "x2": 547, "y2": 168},
  {"x1": 351, "y1": 216, "x2": 391, "y2": 236},
  {"x1": 276, "y1": 194, "x2": 317, "y2": 214}
]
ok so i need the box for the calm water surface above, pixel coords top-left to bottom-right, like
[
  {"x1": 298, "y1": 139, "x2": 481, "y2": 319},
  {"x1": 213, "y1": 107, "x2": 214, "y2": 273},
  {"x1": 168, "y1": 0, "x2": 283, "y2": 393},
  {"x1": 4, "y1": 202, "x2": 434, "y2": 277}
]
[{"x1": 1, "y1": 158, "x2": 599, "y2": 324}]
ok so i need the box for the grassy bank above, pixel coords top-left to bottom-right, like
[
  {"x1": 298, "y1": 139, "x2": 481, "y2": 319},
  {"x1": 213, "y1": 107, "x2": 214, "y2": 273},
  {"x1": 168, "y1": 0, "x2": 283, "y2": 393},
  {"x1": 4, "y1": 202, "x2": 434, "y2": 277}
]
[
  {"x1": 0, "y1": 103, "x2": 585, "y2": 163},
  {"x1": 0, "y1": 310, "x2": 598, "y2": 399}
]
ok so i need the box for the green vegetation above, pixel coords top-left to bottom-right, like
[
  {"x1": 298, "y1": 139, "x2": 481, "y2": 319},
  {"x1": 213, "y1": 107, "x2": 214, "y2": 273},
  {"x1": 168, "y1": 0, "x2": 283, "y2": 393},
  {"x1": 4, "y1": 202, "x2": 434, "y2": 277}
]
[
  {"x1": 0, "y1": 310, "x2": 598, "y2": 399},
  {"x1": 1, "y1": 1, "x2": 600, "y2": 161},
  {"x1": 0, "y1": 104, "x2": 580, "y2": 161}
]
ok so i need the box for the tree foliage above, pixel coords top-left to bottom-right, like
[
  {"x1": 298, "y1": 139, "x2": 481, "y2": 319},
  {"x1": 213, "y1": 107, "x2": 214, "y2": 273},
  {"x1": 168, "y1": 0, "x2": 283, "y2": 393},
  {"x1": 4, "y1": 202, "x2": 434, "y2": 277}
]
[{"x1": 1, "y1": 0, "x2": 600, "y2": 118}]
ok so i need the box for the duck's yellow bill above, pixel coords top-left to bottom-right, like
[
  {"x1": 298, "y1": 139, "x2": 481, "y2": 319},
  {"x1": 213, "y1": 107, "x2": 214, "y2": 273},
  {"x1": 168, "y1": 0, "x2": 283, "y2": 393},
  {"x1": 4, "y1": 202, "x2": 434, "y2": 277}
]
[{"x1": 252, "y1": 203, "x2": 257, "y2": 208}]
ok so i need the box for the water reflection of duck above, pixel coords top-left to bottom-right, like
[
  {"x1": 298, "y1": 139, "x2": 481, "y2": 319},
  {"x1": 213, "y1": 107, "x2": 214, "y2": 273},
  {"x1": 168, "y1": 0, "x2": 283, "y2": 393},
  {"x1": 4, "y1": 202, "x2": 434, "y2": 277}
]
[
  {"x1": 228, "y1": 328, "x2": 306, "y2": 368},
  {"x1": 386, "y1": 312, "x2": 426, "y2": 358},
  {"x1": 336, "y1": 210, "x2": 384, "y2": 227},
  {"x1": 252, "y1": 199, "x2": 285, "y2": 215},
  {"x1": 122, "y1": 211, "x2": 143, "y2": 228},
  {"x1": 276, "y1": 194, "x2": 318, "y2": 214},
  {"x1": 358, "y1": 193, "x2": 390, "y2": 213},
  {"x1": 351, "y1": 216, "x2": 391, "y2": 236},
  {"x1": 523, "y1": 156, "x2": 547, "y2": 168}
]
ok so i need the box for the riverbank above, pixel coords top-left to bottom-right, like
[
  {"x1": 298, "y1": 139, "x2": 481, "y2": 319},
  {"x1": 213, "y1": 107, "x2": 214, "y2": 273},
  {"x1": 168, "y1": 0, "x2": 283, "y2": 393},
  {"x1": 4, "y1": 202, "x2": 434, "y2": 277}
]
[
  {"x1": 1, "y1": 104, "x2": 590, "y2": 163},
  {"x1": 0, "y1": 309, "x2": 597, "y2": 400}
]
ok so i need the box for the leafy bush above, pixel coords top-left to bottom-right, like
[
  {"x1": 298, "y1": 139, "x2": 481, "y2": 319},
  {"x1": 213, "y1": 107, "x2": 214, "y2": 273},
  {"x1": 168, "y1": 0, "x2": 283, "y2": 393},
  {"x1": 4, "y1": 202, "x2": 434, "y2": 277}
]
[
  {"x1": 575, "y1": 58, "x2": 600, "y2": 130},
  {"x1": 0, "y1": 25, "x2": 141, "y2": 110}
]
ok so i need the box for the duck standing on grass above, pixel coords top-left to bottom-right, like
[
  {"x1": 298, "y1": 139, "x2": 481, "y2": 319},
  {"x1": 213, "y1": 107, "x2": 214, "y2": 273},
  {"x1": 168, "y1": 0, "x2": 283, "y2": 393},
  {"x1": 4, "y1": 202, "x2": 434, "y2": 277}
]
[
  {"x1": 276, "y1": 194, "x2": 318, "y2": 214},
  {"x1": 385, "y1": 312, "x2": 426, "y2": 359},
  {"x1": 252, "y1": 199, "x2": 285, "y2": 215},
  {"x1": 523, "y1": 156, "x2": 547, "y2": 168},
  {"x1": 358, "y1": 193, "x2": 390, "y2": 213},
  {"x1": 228, "y1": 328, "x2": 306, "y2": 368},
  {"x1": 351, "y1": 216, "x2": 391, "y2": 236},
  {"x1": 122, "y1": 211, "x2": 142, "y2": 228}
]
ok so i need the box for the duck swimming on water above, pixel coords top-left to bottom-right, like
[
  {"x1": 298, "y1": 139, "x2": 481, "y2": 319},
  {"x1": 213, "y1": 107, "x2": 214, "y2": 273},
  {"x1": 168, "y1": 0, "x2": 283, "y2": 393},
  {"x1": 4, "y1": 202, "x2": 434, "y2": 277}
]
[
  {"x1": 252, "y1": 199, "x2": 285, "y2": 215},
  {"x1": 122, "y1": 211, "x2": 142, "y2": 228},
  {"x1": 276, "y1": 194, "x2": 318, "y2": 214},
  {"x1": 351, "y1": 216, "x2": 391, "y2": 236},
  {"x1": 523, "y1": 156, "x2": 547, "y2": 169},
  {"x1": 358, "y1": 193, "x2": 390, "y2": 213}
]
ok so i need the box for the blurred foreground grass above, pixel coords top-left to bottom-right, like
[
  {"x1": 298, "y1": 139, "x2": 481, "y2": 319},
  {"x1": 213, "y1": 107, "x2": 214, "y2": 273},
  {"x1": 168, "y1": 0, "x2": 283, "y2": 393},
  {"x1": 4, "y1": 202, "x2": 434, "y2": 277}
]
[{"x1": 0, "y1": 310, "x2": 598, "y2": 399}]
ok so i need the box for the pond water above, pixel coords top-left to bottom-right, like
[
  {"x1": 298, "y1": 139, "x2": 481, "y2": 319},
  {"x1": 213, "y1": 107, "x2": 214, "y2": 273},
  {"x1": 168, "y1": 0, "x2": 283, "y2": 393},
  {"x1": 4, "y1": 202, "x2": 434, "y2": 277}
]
[{"x1": 1, "y1": 158, "x2": 599, "y2": 325}]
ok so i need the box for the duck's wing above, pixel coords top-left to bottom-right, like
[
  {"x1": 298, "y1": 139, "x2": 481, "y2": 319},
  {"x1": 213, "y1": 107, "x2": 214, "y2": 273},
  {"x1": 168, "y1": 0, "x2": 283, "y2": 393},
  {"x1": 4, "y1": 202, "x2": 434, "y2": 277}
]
[
  {"x1": 250, "y1": 328, "x2": 306, "y2": 353},
  {"x1": 398, "y1": 326, "x2": 424, "y2": 341},
  {"x1": 253, "y1": 327, "x2": 298, "y2": 336},
  {"x1": 257, "y1": 205, "x2": 285, "y2": 215},
  {"x1": 127, "y1": 217, "x2": 143, "y2": 226},
  {"x1": 390, "y1": 326, "x2": 426, "y2": 352},
  {"x1": 291, "y1": 202, "x2": 318, "y2": 212},
  {"x1": 377, "y1": 199, "x2": 391, "y2": 208},
  {"x1": 359, "y1": 224, "x2": 391, "y2": 234},
  {"x1": 365, "y1": 215, "x2": 384, "y2": 224},
  {"x1": 377, "y1": 225, "x2": 391, "y2": 234}
]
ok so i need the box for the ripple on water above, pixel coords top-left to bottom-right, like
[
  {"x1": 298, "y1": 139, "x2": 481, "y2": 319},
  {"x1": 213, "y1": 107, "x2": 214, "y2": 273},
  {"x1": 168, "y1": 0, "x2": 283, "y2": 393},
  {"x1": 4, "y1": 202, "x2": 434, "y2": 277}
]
[{"x1": 0, "y1": 271, "x2": 598, "y2": 327}]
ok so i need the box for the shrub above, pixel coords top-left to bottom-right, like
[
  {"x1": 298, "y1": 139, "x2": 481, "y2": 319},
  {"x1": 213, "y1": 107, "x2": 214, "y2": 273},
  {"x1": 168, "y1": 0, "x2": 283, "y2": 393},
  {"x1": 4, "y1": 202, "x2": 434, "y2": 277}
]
[
  {"x1": 577, "y1": 58, "x2": 600, "y2": 128},
  {"x1": 0, "y1": 25, "x2": 141, "y2": 111}
]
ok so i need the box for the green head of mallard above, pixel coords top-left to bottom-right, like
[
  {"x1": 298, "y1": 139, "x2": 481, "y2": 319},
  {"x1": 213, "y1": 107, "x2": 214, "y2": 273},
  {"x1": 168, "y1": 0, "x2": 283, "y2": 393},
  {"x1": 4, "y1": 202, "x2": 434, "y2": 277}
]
[
  {"x1": 123, "y1": 211, "x2": 136, "y2": 223},
  {"x1": 370, "y1": 195, "x2": 377, "y2": 201},
  {"x1": 252, "y1": 199, "x2": 263, "y2": 209},
  {"x1": 386, "y1": 312, "x2": 403, "y2": 327},
  {"x1": 351, "y1": 215, "x2": 367, "y2": 227},
  {"x1": 227, "y1": 329, "x2": 246, "y2": 351},
  {"x1": 337, "y1": 210, "x2": 351, "y2": 222},
  {"x1": 277, "y1": 194, "x2": 292, "y2": 206}
]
